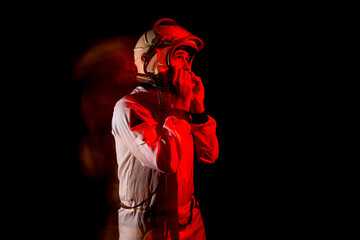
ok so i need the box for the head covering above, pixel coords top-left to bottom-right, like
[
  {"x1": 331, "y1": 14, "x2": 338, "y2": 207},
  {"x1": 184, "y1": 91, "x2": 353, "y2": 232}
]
[{"x1": 134, "y1": 18, "x2": 203, "y2": 81}]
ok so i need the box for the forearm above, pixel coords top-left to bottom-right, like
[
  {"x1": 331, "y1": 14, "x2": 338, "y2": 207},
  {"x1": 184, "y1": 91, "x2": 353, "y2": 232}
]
[
  {"x1": 156, "y1": 114, "x2": 191, "y2": 173},
  {"x1": 191, "y1": 115, "x2": 219, "y2": 164},
  {"x1": 112, "y1": 99, "x2": 192, "y2": 173}
]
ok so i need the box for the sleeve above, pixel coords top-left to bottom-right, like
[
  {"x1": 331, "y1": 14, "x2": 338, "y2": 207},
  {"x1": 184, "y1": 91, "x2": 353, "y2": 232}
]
[
  {"x1": 191, "y1": 115, "x2": 219, "y2": 164},
  {"x1": 111, "y1": 98, "x2": 192, "y2": 174}
]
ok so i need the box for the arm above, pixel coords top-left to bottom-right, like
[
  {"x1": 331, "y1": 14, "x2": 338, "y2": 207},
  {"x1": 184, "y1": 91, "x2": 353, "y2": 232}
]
[
  {"x1": 190, "y1": 74, "x2": 219, "y2": 164},
  {"x1": 191, "y1": 113, "x2": 219, "y2": 164},
  {"x1": 112, "y1": 97, "x2": 192, "y2": 174}
]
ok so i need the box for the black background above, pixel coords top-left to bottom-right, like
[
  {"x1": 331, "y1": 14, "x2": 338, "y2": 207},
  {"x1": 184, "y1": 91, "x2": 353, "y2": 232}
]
[{"x1": 10, "y1": 3, "x2": 325, "y2": 239}]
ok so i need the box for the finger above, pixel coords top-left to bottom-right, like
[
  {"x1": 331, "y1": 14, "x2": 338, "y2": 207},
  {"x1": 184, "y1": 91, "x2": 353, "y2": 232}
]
[
  {"x1": 185, "y1": 71, "x2": 192, "y2": 86},
  {"x1": 178, "y1": 69, "x2": 184, "y2": 87},
  {"x1": 188, "y1": 72, "x2": 199, "y2": 85},
  {"x1": 194, "y1": 76, "x2": 203, "y2": 87},
  {"x1": 172, "y1": 67, "x2": 179, "y2": 87},
  {"x1": 188, "y1": 71, "x2": 196, "y2": 84},
  {"x1": 191, "y1": 78, "x2": 197, "y2": 87}
]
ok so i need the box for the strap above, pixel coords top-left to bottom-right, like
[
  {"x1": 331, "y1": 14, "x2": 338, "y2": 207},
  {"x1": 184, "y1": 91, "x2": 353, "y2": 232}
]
[
  {"x1": 119, "y1": 183, "x2": 160, "y2": 209},
  {"x1": 178, "y1": 197, "x2": 195, "y2": 231},
  {"x1": 167, "y1": 173, "x2": 179, "y2": 240}
]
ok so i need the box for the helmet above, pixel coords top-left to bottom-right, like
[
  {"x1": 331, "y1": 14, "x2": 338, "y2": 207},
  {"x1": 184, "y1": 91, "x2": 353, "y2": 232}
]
[{"x1": 134, "y1": 18, "x2": 204, "y2": 83}]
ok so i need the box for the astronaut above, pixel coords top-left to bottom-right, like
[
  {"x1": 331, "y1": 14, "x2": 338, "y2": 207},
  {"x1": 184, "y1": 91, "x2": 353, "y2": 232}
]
[{"x1": 111, "y1": 18, "x2": 219, "y2": 239}]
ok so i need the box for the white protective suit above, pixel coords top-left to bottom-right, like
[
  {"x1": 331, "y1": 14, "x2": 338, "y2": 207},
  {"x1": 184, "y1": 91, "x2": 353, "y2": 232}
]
[{"x1": 111, "y1": 18, "x2": 219, "y2": 240}]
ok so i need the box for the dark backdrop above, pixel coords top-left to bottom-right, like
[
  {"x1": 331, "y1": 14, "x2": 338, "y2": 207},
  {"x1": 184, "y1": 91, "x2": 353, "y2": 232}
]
[{"x1": 16, "y1": 4, "x2": 318, "y2": 239}]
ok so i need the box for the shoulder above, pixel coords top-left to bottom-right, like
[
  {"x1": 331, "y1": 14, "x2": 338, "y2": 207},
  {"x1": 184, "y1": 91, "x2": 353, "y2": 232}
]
[{"x1": 114, "y1": 86, "x2": 149, "y2": 112}]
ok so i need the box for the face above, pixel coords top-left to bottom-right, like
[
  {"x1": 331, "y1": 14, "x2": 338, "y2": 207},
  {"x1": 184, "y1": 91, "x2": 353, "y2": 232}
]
[{"x1": 171, "y1": 49, "x2": 191, "y2": 71}]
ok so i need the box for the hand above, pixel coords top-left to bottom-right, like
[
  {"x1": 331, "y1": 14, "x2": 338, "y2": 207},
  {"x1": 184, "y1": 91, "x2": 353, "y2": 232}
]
[
  {"x1": 171, "y1": 67, "x2": 193, "y2": 111},
  {"x1": 190, "y1": 73, "x2": 205, "y2": 113}
]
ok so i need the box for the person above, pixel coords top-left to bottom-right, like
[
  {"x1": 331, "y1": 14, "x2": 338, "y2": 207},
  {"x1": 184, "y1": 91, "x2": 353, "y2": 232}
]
[{"x1": 111, "y1": 18, "x2": 219, "y2": 239}]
